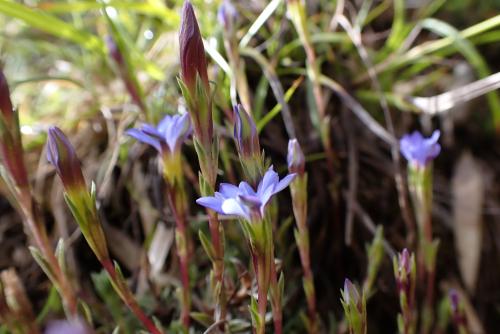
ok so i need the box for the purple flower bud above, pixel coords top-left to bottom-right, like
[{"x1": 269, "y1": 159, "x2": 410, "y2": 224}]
[
  {"x1": 179, "y1": 1, "x2": 209, "y2": 92},
  {"x1": 233, "y1": 104, "x2": 259, "y2": 159},
  {"x1": 0, "y1": 70, "x2": 29, "y2": 190},
  {"x1": 105, "y1": 35, "x2": 124, "y2": 67},
  {"x1": 218, "y1": 0, "x2": 237, "y2": 31},
  {"x1": 400, "y1": 130, "x2": 441, "y2": 168},
  {"x1": 287, "y1": 139, "x2": 305, "y2": 175},
  {"x1": 46, "y1": 127, "x2": 86, "y2": 192},
  {"x1": 449, "y1": 289, "x2": 459, "y2": 313},
  {"x1": 197, "y1": 166, "x2": 295, "y2": 221},
  {"x1": 399, "y1": 248, "x2": 411, "y2": 274},
  {"x1": 448, "y1": 289, "x2": 467, "y2": 329},
  {"x1": 0, "y1": 69, "x2": 13, "y2": 124},
  {"x1": 45, "y1": 319, "x2": 91, "y2": 334},
  {"x1": 343, "y1": 278, "x2": 360, "y2": 306}
]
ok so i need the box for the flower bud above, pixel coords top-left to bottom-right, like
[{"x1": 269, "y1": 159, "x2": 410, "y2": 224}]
[
  {"x1": 0, "y1": 70, "x2": 29, "y2": 191},
  {"x1": 0, "y1": 70, "x2": 13, "y2": 124},
  {"x1": 287, "y1": 139, "x2": 305, "y2": 175},
  {"x1": 393, "y1": 248, "x2": 417, "y2": 308},
  {"x1": 449, "y1": 289, "x2": 467, "y2": 330},
  {"x1": 343, "y1": 278, "x2": 360, "y2": 306},
  {"x1": 234, "y1": 104, "x2": 259, "y2": 159},
  {"x1": 341, "y1": 278, "x2": 366, "y2": 334},
  {"x1": 179, "y1": 0, "x2": 209, "y2": 92},
  {"x1": 46, "y1": 127, "x2": 86, "y2": 193}
]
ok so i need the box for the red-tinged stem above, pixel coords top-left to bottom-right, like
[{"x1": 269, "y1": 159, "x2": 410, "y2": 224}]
[
  {"x1": 255, "y1": 255, "x2": 267, "y2": 334},
  {"x1": 207, "y1": 209, "x2": 226, "y2": 321},
  {"x1": 167, "y1": 186, "x2": 191, "y2": 330},
  {"x1": 20, "y1": 197, "x2": 78, "y2": 317},
  {"x1": 269, "y1": 260, "x2": 282, "y2": 334},
  {"x1": 101, "y1": 259, "x2": 163, "y2": 334}
]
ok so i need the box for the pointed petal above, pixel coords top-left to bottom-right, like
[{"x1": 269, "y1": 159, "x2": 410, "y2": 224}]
[
  {"x1": 196, "y1": 196, "x2": 224, "y2": 213},
  {"x1": 274, "y1": 173, "x2": 296, "y2": 193},
  {"x1": 126, "y1": 129, "x2": 162, "y2": 152}
]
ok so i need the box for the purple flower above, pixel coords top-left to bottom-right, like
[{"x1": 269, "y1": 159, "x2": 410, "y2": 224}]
[
  {"x1": 400, "y1": 130, "x2": 441, "y2": 167},
  {"x1": 196, "y1": 166, "x2": 295, "y2": 220},
  {"x1": 45, "y1": 319, "x2": 90, "y2": 334},
  {"x1": 287, "y1": 139, "x2": 305, "y2": 175},
  {"x1": 126, "y1": 113, "x2": 191, "y2": 155}
]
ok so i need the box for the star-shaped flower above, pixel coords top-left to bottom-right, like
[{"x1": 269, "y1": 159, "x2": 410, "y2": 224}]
[
  {"x1": 400, "y1": 130, "x2": 441, "y2": 167},
  {"x1": 196, "y1": 167, "x2": 295, "y2": 221},
  {"x1": 126, "y1": 113, "x2": 191, "y2": 155}
]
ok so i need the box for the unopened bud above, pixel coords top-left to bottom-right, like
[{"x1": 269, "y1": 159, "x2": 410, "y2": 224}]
[
  {"x1": 46, "y1": 127, "x2": 86, "y2": 193},
  {"x1": 287, "y1": 139, "x2": 305, "y2": 175},
  {"x1": 179, "y1": 0, "x2": 209, "y2": 92}
]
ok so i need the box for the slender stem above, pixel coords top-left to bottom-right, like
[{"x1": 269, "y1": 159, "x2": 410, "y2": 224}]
[
  {"x1": 207, "y1": 209, "x2": 226, "y2": 322},
  {"x1": 255, "y1": 254, "x2": 267, "y2": 334},
  {"x1": 167, "y1": 183, "x2": 191, "y2": 330},
  {"x1": 101, "y1": 259, "x2": 163, "y2": 334},
  {"x1": 20, "y1": 197, "x2": 78, "y2": 317},
  {"x1": 269, "y1": 260, "x2": 282, "y2": 334}
]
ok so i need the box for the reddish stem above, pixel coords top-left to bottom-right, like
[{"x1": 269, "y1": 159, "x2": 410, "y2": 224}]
[{"x1": 101, "y1": 259, "x2": 163, "y2": 334}]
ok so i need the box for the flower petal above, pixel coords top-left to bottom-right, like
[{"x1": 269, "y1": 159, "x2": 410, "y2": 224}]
[
  {"x1": 126, "y1": 129, "x2": 162, "y2": 152},
  {"x1": 196, "y1": 196, "x2": 224, "y2": 213},
  {"x1": 221, "y1": 198, "x2": 249, "y2": 219},
  {"x1": 219, "y1": 183, "x2": 240, "y2": 198},
  {"x1": 257, "y1": 166, "x2": 278, "y2": 195},
  {"x1": 273, "y1": 173, "x2": 296, "y2": 194}
]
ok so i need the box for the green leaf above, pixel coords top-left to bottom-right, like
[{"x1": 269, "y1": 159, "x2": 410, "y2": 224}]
[
  {"x1": 29, "y1": 246, "x2": 58, "y2": 288},
  {"x1": 0, "y1": 2, "x2": 104, "y2": 53},
  {"x1": 190, "y1": 312, "x2": 213, "y2": 327},
  {"x1": 39, "y1": 1, "x2": 179, "y2": 26},
  {"x1": 198, "y1": 230, "x2": 216, "y2": 263}
]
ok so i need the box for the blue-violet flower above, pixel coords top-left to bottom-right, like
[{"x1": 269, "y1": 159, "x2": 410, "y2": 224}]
[
  {"x1": 126, "y1": 113, "x2": 191, "y2": 156},
  {"x1": 399, "y1": 130, "x2": 441, "y2": 168},
  {"x1": 196, "y1": 166, "x2": 295, "y2": 221}
]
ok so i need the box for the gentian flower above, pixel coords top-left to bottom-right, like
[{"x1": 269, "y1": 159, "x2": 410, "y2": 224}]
[
  {"x1": 47, "y1": 127, "x2": 86, "y2": 193},
  {"x1": 399, "y1": 130, "x2": 441, "y2": 168},
  {"x1": 196, "y1": 166, "x2": 295, "y2": 221},
  {"x1": 45, "y1": 319, "x2": 90, "y2": 334},
  {"x1": 126, "y1": 113, "x2": 191, "y2": 156},
  {"x1": 287, "y1": 139, "x2": 305, "y2": 175}
]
